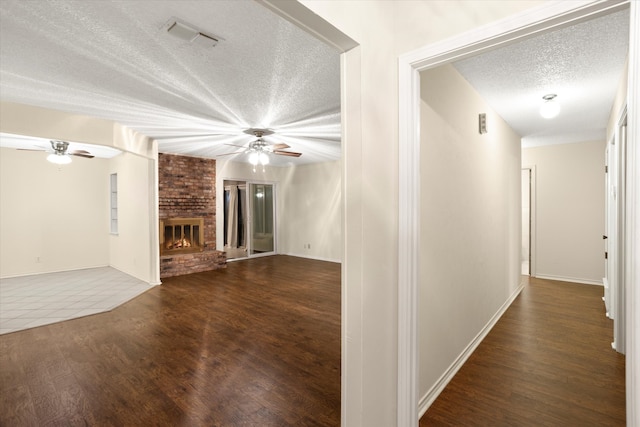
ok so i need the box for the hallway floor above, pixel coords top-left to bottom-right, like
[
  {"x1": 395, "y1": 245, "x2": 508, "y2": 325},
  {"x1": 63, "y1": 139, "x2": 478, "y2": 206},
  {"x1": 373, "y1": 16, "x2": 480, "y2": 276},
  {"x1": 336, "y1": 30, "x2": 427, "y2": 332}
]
[
  {"x1": 421, "y1": 276, "x2": 625, "y2": 426},
  {"x1": 0, "y1": 267, "x2": 153, "y2": 335}
]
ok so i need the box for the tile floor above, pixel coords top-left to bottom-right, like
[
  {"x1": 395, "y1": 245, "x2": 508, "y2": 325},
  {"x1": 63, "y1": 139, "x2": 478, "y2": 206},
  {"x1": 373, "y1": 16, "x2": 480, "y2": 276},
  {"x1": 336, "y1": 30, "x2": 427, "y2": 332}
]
[{"x1": 0, "y1": 267, "x2": 154, "y2": 335}]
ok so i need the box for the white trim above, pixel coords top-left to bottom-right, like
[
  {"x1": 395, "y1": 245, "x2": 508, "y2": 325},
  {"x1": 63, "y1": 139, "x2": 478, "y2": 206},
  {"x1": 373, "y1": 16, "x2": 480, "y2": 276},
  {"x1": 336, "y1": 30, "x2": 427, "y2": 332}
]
[
  {"x1": 534, "y1": 274, "x2": 603, "y2": 286},
  {"x1": 615, "y1": 108, "x2": 628, "y2": 355},
  {"x1": 522, "y1": 164, "x2": 538, "y2": 277},
  {"x1": 625, "y1": 2, "x2": 640, "y2": 424},
  {"x1": 397, "y1": 39, "x2": 421, "y2": 427},
  {"x1": 281, "y1": 253, "x2": 341, "y2": 264},
  {"x1": 397, "y1": 1, "x2": 632, "y2": 424},
  {"x1": 418, "y1": 283, "x2": 525, "y2": 417}
]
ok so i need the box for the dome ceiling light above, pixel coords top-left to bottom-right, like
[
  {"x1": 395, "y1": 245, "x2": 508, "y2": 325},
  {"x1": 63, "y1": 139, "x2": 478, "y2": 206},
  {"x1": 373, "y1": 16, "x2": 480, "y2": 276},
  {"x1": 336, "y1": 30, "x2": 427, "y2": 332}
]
[{"x1": 540, "y1": 94, "x2": 561, "y2": 119}]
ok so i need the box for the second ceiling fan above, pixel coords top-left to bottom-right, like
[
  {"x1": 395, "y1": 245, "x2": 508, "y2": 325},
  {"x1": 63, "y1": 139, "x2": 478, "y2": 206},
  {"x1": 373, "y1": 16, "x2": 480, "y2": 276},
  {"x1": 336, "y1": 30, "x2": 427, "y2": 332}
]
[{"x1": 221, "y1": 128, "x2": 302, "y2": 168}]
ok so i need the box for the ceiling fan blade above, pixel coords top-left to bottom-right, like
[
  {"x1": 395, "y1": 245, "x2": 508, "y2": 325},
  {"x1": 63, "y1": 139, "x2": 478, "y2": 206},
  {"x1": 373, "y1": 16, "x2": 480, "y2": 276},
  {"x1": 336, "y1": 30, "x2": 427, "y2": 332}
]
[
  {"x1": 271, "y1": 143, "x2": 290, "y2": 150},
  {"x1": 17, "y1": 148, "x2": 46, "y2": 152},
  {"x1": 217, "y1": 150, "x2": 244, "y2": 157},
  {"x1": 70, "y1": 151, "x2": 95, "y2": 159},
  {"x1": 273, "y1": 150, "x2": 302, "y2": 157},
  {"x1": 224, "y1": 143, "x2": 248, "y2": 148}
]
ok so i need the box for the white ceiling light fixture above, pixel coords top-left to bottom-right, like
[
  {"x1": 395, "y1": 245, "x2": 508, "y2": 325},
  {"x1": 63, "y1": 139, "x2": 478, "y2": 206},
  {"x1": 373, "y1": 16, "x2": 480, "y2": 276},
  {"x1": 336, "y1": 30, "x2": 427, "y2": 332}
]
[
  {"x1": 47, "y1": 140, "x2": 72, "y2": 164},
  {"x1": 540, "y1": 94, "x2": 561, "y2": 119},
  {"x1": 218, "y1": 128, "x2": 302, "y2": 172}
]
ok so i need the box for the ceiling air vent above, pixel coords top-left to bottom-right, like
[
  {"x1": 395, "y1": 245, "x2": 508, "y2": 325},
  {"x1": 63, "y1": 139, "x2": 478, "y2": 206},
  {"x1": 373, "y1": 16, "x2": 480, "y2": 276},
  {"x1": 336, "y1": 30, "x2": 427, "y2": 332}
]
[{"x1": 165, "y1": 19, "x2": 220, "y2": 48}]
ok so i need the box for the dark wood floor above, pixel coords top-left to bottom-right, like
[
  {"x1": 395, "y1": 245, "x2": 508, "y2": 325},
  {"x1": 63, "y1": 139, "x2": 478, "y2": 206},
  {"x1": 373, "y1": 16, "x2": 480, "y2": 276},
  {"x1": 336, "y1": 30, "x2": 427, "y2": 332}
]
[
  {"x1": 420, "y1": 276, "x2": 626, "y2": 426},
  {"x1": 0, "y1": 255, "x2": 341, "y2": 426}
]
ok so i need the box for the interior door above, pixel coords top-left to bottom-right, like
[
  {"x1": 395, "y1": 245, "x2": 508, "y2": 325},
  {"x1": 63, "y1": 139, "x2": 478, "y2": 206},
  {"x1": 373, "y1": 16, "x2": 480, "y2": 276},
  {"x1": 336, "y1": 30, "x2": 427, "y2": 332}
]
[
  {"x1": 604, "y1": 141, "x2": 616, "y2": 320},
  {"x1": 249, "y1": 183, "x2": 275, "y2": 256},
  {"x1": 605, "y1": 110, "x2": 627, "y2": 354}
]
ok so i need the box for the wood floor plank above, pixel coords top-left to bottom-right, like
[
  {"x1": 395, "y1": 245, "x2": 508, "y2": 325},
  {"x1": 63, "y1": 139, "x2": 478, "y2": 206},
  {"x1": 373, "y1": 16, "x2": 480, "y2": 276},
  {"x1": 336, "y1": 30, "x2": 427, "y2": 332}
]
[
  {"x1": 0, "y1": 256, "x2": 341, "y2": 426},
  {"x1": 420, "y1": 276, "x2": 625, "y2": 426}
]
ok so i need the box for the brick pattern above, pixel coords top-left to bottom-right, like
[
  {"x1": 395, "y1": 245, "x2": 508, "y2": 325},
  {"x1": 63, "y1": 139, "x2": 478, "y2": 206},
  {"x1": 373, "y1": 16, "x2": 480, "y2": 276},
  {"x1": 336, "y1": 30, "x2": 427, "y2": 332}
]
[{"x1": 158, "y1": 153, "x2": 226, "y2": 278}]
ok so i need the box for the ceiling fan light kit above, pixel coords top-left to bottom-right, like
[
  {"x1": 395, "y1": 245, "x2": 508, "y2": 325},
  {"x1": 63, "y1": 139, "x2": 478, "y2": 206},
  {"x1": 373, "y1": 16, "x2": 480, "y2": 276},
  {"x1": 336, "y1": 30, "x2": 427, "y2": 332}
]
[
  {"x1": 540, "y1": 94, "x2": 561, "y2": 119},
  {"x1": 47, "y1": 140, "x2": 72, "y2": 164},
  {"x1": 40, "y1": 140, "x2": 95, "y2": 164},
  {"x1": 219, "y1": 128, "x2": 303, "y2": 171},
  {"x1": 47, "y1": 152, "x2": 72, "y2": 164}
]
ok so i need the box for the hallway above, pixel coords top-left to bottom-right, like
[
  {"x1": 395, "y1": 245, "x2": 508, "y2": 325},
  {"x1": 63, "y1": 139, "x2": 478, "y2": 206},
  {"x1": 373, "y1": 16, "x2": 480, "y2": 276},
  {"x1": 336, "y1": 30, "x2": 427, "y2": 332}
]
[{"x1": 421, "y1": 276, "x2": 625, "y2": 426}]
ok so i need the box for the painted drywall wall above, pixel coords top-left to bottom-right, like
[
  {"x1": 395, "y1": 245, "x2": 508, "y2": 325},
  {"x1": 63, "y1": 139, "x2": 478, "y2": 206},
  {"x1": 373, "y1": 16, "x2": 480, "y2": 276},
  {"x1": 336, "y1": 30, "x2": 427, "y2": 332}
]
[
  {"x1": 523, "y1": 141, "x2": 605, "y2": 284},
  {"x1": 0, "y1": 147, "x2": 109, "y2": 277},
  {"x1": 0, "y1": 104, "x2": 159, "y2": 283},
  {"x1": 216, "y1": 160, "x2": 341, "y2": 262},
  {"x1": 419, "y1": 63, "x2": 522, "y2": 402},
  {"x1": 279, "y1": 161, "x2": 341, "y2": 262},
  {"x1": 108, "y1": 152, "x2": 155, "y2": 283},
  {"x1": 607, "y1": 57, "x2": 628, "y2": 141},
  {"x1": 297, "y1": 1, "x2": 544, "y2": 425}
]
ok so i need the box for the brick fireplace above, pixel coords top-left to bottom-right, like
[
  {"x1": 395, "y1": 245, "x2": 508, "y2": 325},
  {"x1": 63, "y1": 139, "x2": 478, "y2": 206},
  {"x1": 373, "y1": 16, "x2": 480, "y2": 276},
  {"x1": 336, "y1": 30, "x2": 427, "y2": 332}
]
[{"x1": 158, "y1": 153, "x2": 226, "y2": 278}]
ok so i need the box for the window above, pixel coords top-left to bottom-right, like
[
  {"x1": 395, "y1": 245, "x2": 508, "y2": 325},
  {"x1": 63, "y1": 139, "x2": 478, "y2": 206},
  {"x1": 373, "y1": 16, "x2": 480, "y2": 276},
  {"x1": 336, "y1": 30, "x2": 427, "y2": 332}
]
[{"x1": 110, "y1": 173, "x2": 118, "y2": 234}]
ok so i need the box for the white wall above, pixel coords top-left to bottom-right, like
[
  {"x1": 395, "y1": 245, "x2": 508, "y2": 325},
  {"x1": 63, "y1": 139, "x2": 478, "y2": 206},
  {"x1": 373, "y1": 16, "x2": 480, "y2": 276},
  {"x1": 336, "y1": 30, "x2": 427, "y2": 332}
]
[
  {"x1": 0, "y1": 103, "x2": 159, "y2": 283},
  {"x1": 296, "y1": 1, "x2": 545, "y2": 425},
  {"x1": 419, "y1": 64, "x2": 522, "y2": 402},
  {"x1": 279, "y1": 161, "x2": 341, "y2": 262},
  {"x1": 523, "y1": 141, "x2": 605, "y2": 284},
  {"x1": 216, "y1": 159, "x2": 341, "y2": 262},
  {"x1": 108, "y1": 152, "x2": 155, "y2": 283},
  {"x1": 607, "y1": 57, "x2": 628, "y2": 141},
  {"x1": 0, "y1": 147, "x2": 109, "y2": 277}
]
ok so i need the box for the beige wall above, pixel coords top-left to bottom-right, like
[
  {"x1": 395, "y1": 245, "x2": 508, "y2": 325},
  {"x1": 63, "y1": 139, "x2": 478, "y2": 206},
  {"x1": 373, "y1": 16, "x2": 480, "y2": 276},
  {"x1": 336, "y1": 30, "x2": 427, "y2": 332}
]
[
  {"x1": 108, "y1": 152, "x2": 156, "y2": 283},
  {"x1": 0, "y1": 104, "x2": 159, "y2": 283},
  {"x1": 607, "y1": 57, "x2": 629, "y2": 141},
  {"x1": 298, "y1": 1, "x2": 545, "y2": 425},
  {"x1": 419, "y1": 64, "x2": 522, "y2": 400},
  {"x1": 216, "y1": 160, "x2": 341, "y2": 262},
  {"x1": 279, "y1": 161, "x2": 341, "y2": 262},
  {"x1": 0, "y1": 147, "x2": 110, "y2": 277},
  {"x1": 523, "y1": 141, "x2": 605, "y2": 284}
]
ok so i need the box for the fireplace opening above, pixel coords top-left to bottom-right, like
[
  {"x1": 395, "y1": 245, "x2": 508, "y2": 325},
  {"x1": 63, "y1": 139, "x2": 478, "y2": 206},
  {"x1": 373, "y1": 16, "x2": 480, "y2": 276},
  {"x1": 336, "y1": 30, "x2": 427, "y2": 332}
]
[{"x1": 160, "y1": 218, "x2": 205, "y2": 255}]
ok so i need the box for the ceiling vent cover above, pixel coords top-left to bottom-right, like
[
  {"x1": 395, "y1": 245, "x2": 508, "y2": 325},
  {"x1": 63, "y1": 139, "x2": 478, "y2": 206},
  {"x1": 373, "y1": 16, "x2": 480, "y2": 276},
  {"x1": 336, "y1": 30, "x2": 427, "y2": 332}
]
[{"x1": 165, "y1": 19, "x2": 220, "y2": 47}]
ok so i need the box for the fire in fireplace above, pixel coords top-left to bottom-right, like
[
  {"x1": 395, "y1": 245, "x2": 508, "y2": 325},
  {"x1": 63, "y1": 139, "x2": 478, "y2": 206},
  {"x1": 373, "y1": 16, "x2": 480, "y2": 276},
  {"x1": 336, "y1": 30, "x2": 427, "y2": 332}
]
[{"x1": 160, "y1": 218, "x2": 205, "y2": 255}]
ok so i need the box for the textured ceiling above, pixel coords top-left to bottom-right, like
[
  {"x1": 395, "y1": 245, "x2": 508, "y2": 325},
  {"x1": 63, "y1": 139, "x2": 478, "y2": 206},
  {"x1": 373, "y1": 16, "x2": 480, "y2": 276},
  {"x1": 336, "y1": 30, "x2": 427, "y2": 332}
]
[
  {"x1": 453, "y1": 8, "x2": 630, "y2": 148},
  {"x1": 0, "y1": 0, "x2": 341, "y2": 164},
  {"x1": 0, "y1": 2, "x2": 631, "y2": 162}
]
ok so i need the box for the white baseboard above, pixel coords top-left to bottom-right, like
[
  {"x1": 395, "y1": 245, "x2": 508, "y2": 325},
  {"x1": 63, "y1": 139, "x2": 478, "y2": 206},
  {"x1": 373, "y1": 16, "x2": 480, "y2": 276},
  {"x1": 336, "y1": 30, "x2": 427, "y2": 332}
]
[
  {"x1": 418, "y1": 282, "x2": 525, "y2": 417},
  {"x1": 534, "y1": 274, "x2": 603, "y2": 286},
  {"x1": 282, "y1": 252, "x2": 341, "y2": 264},
  {"x1": 0, "y1": 264, "x2": 110, "y2": 280}
]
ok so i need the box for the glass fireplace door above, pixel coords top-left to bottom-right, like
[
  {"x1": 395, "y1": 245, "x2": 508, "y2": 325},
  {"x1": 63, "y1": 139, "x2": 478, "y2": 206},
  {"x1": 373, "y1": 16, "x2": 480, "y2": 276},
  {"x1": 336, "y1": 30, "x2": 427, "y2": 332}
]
[{"x1": 249, "y1": 183, "x2": 275, "y2": 255}]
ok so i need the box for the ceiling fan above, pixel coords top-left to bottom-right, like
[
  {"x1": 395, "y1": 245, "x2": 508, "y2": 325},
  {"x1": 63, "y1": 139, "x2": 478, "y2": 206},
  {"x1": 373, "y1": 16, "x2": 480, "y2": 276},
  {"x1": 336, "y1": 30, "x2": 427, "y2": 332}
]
[
  {"x1": 19, "y1": 140, "x2": 95, "y2": 164},
  {"x1": 220, "y1": 128, "x2": 302, "y2": 168}
]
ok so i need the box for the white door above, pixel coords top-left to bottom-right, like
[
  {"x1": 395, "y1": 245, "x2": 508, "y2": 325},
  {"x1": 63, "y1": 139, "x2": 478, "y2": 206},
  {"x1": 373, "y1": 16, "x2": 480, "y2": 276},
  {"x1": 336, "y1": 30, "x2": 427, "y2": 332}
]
[
  {"x1": 604, "y1": 141, "x2": 616, "y2": 320},
  {"x1": 605, "y1": 111, "x2": 627, "y2": 354}
]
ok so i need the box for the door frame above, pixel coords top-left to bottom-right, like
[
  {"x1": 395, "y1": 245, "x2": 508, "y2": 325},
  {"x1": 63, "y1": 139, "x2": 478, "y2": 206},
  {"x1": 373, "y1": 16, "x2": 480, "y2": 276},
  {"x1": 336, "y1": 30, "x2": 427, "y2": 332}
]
[
  {"x1": 398, "y1": 1, "x2": 637, "y2": 424},
  {"x1": 222, "y1": 178, "x2": 277, "y2": 260},
  {"x1": 248, "y1": 181, "x2": 278, "y2": 258},
  {"x1": 614, "y1": 108, "x2": 628, "y2": 354},
  {"x1": 522, "y1": 165, "x2": 537, "y2": 277}
]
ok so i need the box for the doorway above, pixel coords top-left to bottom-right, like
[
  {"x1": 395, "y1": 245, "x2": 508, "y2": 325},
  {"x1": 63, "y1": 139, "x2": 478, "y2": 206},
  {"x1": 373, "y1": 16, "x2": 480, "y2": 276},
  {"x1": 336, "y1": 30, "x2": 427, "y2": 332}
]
[
  {"x1": 398, "y1": 2, "x2": 636, "y2": 424},
  {"x1": 604, "y1": 109, "x2": 627, "y2": 353},
  {"x1": 223, "y1": 179, "x2": 276, "y2": 260}
]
